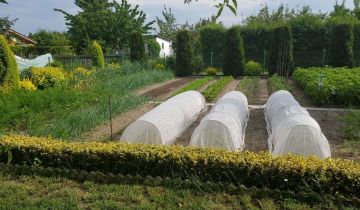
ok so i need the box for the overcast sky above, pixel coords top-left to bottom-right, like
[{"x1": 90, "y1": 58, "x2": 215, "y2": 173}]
[{"x1": 0, "y1": 0, "x2": 355, "y2": 35}]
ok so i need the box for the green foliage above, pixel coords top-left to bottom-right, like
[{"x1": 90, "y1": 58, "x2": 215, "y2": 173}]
[
  {"x1": 30, "y1": 67, "x2": 66, "y2": 89},
  {"x1": 165, "y1": 56, "x2": 175, "y2": 70},
  {"x1": 0, "y1": 63, "x2": 173, "y2": 139},
  {"x1": 55, "y1": 0, "x2": 154, "y2": 53},
  {"x1": 204, "y1": 67, "x2": 217, "y2": 76},
  {"x1": 89, "y1": 41, "x2": 105, "y2": 68},
  {"x1": 269, "y1": 74, "x2": 291, "y2": 93},
  {"x1": 223, "y1": 27, "x2": 245, "y2": 76},
  {"x1": 28, "y1": 30, "x2": 74, "y2": 55},
  {"x1": 269, "y1": 25, "x2": 294, "y2": 76},
  {"x1": 328, "y1": 23, "x2": 354, "y2": 68},
  {"x1": 175, "y1": 30, "x2": 193, "y2": 76},
  {"x1": 130, "y1": 32, "x2": 145, "y2": 62},
  {"x1": 2, "y1": 135, "x2": 360, "y2": 197},
  {"x1": 173, "y1": 77, "x2": 212, "y2": 95},
  {"x1": 244, "y1": 60, "x2": 263, "y2": 76},
  {"x1": 200, "y1": 24, "x2": 226, "y2": 68},
  {"x1": 293, "y1": 67, "x2": 360, "y2": 105},
  {"x1": 146, "y1": 38, "x2": 160, "y2": 58},
  {"x1": 342, "y1": 110, "x2": 360, "y2": 140},
  {"x1": 202, "y1": 76, "x2": 233, "y2": 102},
  {"x1": 0, "y1": 35, "x2": 20, "y2": 88},
  {"x1": 237, "y1": 77, "x2": 260, "y2": 104},
  {"x1": 156, "y1": 6, "x2": 178, "y2": 41}
]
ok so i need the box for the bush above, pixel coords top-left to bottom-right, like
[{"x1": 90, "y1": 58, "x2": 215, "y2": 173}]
[
  {"x1": 50, "y1": 61, "x2": 63, "y2": 68},
  {"x1": 154, "y1": 64, "x2": 165, "y2": 70},
  {"x1": 223, "y1": 27, "x2": 245, "y2": 76},
  {"x1": 0, "y1": 35, "x2": 20, "y2": 88},
  {"x1": 19, "y1": 78, "x2": 37, "y2": 91},
  {"x1": 1, "y1": 135, "x2": 360, "y2": 196},
  {"x1": 269, "y1": 26, "x2": 294, "y2": 76},
  {"x1": 200, "y1": 24, "x2": 226, "y2": 68},
  {"x1": 147, "y1": 38, "x2": 160, "y2": 58},
  {"x1": 31, "y1": 67, "x2": 66, "y2": 89},
  {"x1": 175, "y1": 30, "x2": 193, "y2": 76},
  {"x1": 244, "y1": 61, "x2": 263, "y2": 76},
  {"x1": 328, "y1": 23, "x2": 354, "y2": 68},
  {"x1": 89, "y1": 41, "x2": 105, "y2": 68},
  {"x1": 268, "y1": 73, "x2": 291, "y2": 93},
  {"x1": 130, "y1": 32, "x2": 145, "y2": 62},
  {"x1": 166, "y1": 56, "x2": 175, "y2": 70},
  {"x1": 205, "y1": 67, "x2": 217, "y2": 76}
]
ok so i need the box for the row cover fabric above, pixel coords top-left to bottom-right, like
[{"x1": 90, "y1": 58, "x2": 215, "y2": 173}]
[
  {"x1": 15, "y1": 53, "x2": 53, "y2": 72},
  {"x1": 120, "y1": 91, "x2": 206, "y2": 145},
  {"x1": 265, "y1": 90, "x2": 331, "y2": 158},
  {"x1": 190, "y1": 91, "x2": 249, "y2": 151}
]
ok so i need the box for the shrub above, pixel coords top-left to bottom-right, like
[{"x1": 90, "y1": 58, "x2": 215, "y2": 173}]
[
  {"x1": 328, "y1": 23, "x2": 354, "y2": 68},
  {"x1": 269, "y1": 26, "x2": 294, "y2": 76},
  {"x1": 154, "y1": 63, "x2": 165, "y2": 70},
  {"x1": 244, "y1": 61, "x2": 263, "y2": 76},
  {"x1": 50, "y1": 61, "x2": 63, "y2": 68},
  {"x1": 166, "y1": 56, "x2": 175, "y2": 70},
  {"x1": 0, "y1": 35, "x2": 20, "y2": 88},
  {"x1": 1, "y1": 135, "x2": 360, "y2": 196},
  {"x1": 223, "y1": 27, "x2": 245, "y2": 76},
  {"x1": 130, "y1": 32, "x2": 145, "y2": 62},
  {"x1": 147, "y1": 38, "x2": 160, "y2": 58},
  {"x1": 175, "y1": 30, "x2": 193, "y2": 76},
  {"x1": 31, "y1": 67, "x2": 66, "y2": 89},
  {"x1": 205, "y1": 67, "x2": 217, "y2": 76},
  {"x1": 268, "y1": 73, "x2": 291, "y2": 93},
  {"x1": 19, "y1": 78, "x2": 37, "y2": 91},
  {"x1": 200, "y1": 24, "x2": 226, "y2": 68},
  {"x1": 89, "y1": 40, "x2": 105, "y2": 68}
]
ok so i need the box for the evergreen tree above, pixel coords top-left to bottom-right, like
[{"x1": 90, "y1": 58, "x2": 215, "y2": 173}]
[
  {"x1": 329, "y1": 23, "x2": 354, "y2": 68},
  {"x1": 223, "y1": 27, "x2": 245, "y2": 76},
  {"x1": 130, "y1": 32, "x2": 145, "y2": 62},
  {"x1": 175, "y1": 30, "x2": 193, "y2": 76}
]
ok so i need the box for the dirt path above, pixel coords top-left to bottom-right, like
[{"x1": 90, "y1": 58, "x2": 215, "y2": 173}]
[
  {"x1": 174, "y1": 109, "x2": 210, "y2": 146},
  {"x1": 244, "y1": 109, "x2": 269, "y2": 152},
  {"x1": 215, "y1": 79, "x2": 241, "y2": 102},
  {"x1": 256, "y1": 78, "x2": 269, "y2": 105},
  {"x1": 288, "y1": 79, "x2": 314, "y2": 107},
  {"x1": 82, "y1": 78, "x2": 195, "y2": 140}
]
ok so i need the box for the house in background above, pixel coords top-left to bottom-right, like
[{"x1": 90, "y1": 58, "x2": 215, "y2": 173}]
[
  {"x1": 155, "y1": 36, "x2": 174, "y2": 58},
  {"x1": 3, "y1": 29, "x2": 37, "y2": 46}
]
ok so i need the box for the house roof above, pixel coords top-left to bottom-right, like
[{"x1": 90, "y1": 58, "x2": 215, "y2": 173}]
[{"x1": 5, "y1": 29, "x2": 37, "y2": 45}]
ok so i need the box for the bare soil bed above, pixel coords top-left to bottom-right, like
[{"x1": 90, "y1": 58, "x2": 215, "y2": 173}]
[{"x1": 244, "y1": 109, "x2": 269, "y2": 152}]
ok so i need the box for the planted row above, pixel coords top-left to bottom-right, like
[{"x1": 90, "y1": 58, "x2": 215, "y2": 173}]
[
  {"x1": 173, "y1": 77, "x2": 212, "y2": 96},
  {"x1": 202, "y1": 76, "x2": 233, "y2": 102},
  {"x1": 293, "y1": 67, "x2": 360, "y2": 105},
  {"x1": 1, "y1": 135, "x2": 359, "y2": 196}
]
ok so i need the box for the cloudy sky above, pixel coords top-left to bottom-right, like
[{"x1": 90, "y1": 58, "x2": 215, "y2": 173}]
[{"x1": 0, "y1": 0, "x2": 355, "y2": 35}]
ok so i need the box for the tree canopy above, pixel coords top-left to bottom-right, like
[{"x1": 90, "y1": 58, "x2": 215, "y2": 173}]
[{"x1": 55, "y1": 0, "x2": 154, "y2": 53}]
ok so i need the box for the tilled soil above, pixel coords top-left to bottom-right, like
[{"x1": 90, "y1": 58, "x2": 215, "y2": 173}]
[
  {"x1": 288, "y1": 79, "x2": 314, "y2": 107},
  {"x1": 244, "y1": 109, "x2": 269, "y2": 152},
  {"x1": 215, "y1": 79, "x2": 241, "y2": 102}
]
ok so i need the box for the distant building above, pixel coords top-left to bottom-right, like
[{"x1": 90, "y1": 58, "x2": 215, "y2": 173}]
[
  {"x1": 155, "y1": 36, "x2": 174, "y2": 58},
  {"x1": 3, "y1": 29, "x2": 37, "y2": 46}
]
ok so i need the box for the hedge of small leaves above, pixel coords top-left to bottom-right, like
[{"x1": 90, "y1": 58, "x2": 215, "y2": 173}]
[{"x1": 1, "y1": 135, "x2": 360, "y2": 196}]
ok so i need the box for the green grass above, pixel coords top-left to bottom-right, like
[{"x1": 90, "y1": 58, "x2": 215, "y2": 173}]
[
  {"x1": 268, "y1": 74, "x2": 292, "y2": 93},
  {"x1": 173, "y1": 77, "x2": 212, "y2": 96},
  {"x1": 0, "y1": 62, "x2": 173, "y2": 140},
  {"x1": 0, "y1": 173, "x2": 354, "y2": 210},
  {"x1": 237, "y1": 76, "x2": 260, "y2": 104},
  {"x1": 202, "y1": 76, "x2": 233, "y2": 102}
]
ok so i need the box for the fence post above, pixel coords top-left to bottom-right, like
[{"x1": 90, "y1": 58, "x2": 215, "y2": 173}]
[
  {"x1": 210, "y1": 52, "x2": 213, "y2": 68},
  {"x1": 263, "y1": 50, "x2": 267, "y2": 74},
  {"x1": 322, "y1": 49, "x2": 326, "y2": 67}
]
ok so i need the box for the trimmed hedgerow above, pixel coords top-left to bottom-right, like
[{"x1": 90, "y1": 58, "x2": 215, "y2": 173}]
[
  {"x1": 0, "y1": 135, "x2": 360, "y2": 196},
  {"x1": 130, "y1": 32, "x2": 145, "y2": 62},
  {"x1": 90, "y1": 40, "x2": 105, "y2": 68},
  {"x1": 328, "y1": 23, "x2": 354, "y2": 68},
  {"x1": 175, "y1": 30, "x2": 193, "y2": 76},
  {"x1": 0, "y1": 35, "x2": 20, "y2": 88},
  {"x1": 223, "y1": 27, "x2": 245, "y2": 76}
]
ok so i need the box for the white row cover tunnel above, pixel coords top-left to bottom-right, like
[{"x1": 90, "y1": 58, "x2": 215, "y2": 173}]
[
  {"x1": 190, "y1": 91, "x2": 249, "y2": 151},
  {"x1": 264, "y1": 90, "x2": 331, "y2": 158},
  {"x1": 120, "y1": 91, "x2": 206, "y2": 145}
]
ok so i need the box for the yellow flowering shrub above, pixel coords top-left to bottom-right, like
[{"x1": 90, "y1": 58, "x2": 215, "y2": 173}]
[
  {"x1": 154, "y1": 63, "x2": 165, "y2": 70},
  {"x1": 31, "y1": 67, "x2": 65, "y2": 89},
  {"x1": 0, "y1": 135, "x2": 359, "y2": 196},
  {"x1": 19, "y1": 78, "x2": 36, "y2": 91}
]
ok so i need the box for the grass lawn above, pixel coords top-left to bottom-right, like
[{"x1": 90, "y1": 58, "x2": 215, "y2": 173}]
[
  {"x1": 0, "y1": 173, "x2": 355, "y2": 210},
  {"x1": 0, "y1": 63, "x2": 173, "y2": 140}
]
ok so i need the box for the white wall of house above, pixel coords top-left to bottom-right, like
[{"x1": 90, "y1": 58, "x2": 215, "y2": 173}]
[{"x1": 156, "y1": 37, "x2": 174, "y2": 58}]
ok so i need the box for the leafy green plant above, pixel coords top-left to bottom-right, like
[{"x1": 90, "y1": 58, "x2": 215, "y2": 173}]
[
  {"x1": 173, "y1": 77, "x2": 212, "y2": 96},
  {"x1": 0, "y1": 34, "x2": 20, "y2": 88},
  {"x1": 328, "y1": 23, "x2": 354, "y2": 68},
  {"x1": 269, "y1": 74, "x2": 291, "y2": 93},
  {"x1": 31, "y1": 67, "x2": 66, "y2": 89},
  {"x1": 175, "y1": 30, "x2": 194, "y2": 76},
  {"x1": 244, "y1": 60, "x2": 263, "y2": 76},
  {"x1": 89, "y1": 40, "x2": 105, "y2": 68},
  {"x1": 223, "y1": 27, "x2": 245, "y2": 76},
  {"x1": 342, "y1": 110, "x2": 360, "y2": 140},
  {"x1": 205, "y1": 67, "x2": 217, "y2": 76},
  {"x1": 130, "y1": 32, "x2": 145, "y2": 62},
  {"x1": 202, "y1": 76, "x2": 233, "y2": 102}
]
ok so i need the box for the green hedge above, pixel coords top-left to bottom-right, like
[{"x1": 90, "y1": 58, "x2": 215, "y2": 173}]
[
  {"x1": 223, "y1": 27, "x2": 245, "y2": 76},
  {"x1": 0, "y1": 35, "x2": 20, "y2": 88},
  {"x1": 130, "y1": 32, "x2": 145, "y2": 62},
  {"x1": 175, "y1": 30, "x2": 193, "y2": 76},
  {"x1": 200, "y1": 24, "x2": 226, "y2": 69},
  {"x1": 90, "y1": 40, "x2": 105, "y2": 68},
  {"x1": 328, "y1": 23, "x2": 354, "y2": 68},
  {"x1": 1, "y1": 135, "x2": 360, "y2": 196}
]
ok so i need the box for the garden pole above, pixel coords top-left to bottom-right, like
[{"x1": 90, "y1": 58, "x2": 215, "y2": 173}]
[
  {"x1": 211, "y1": 52, "x2": 213, "y2": 68},
  {"x1": 263, "y1": 50, "x2": 267, "y2": 75},
  {"x1": 322, "y1": 49, "x2": 326, "y2": 67},
  {"x1": 108, "y1": 96, "x2": 113, "y2": 140}
]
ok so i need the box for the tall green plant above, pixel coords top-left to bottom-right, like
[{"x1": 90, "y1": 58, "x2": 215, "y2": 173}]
[
  {"x1": 329, "y1": 23, "x2": 354, "y2": 68},
  {"x1": 200, "y1": 24, "x2": 226, "y2": 68},
  {"x1": 268, "y1": 25, "x2": 294, "y2": 76},
  {"x1": 223, "y1": 27, "x2": 245, "y2": 76},
  {"x1": 130, "y1": 32, "x2": 145, "y2": 62},
  {"x1": 0, "y1": 35, "x2": 20, "y2": 88},
  {"x1": 175, "y1": 30, "x2": 193, "y2": 76},
  {"x1": 90, "y1": 40, "x2": 105, "y2": 68}
]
